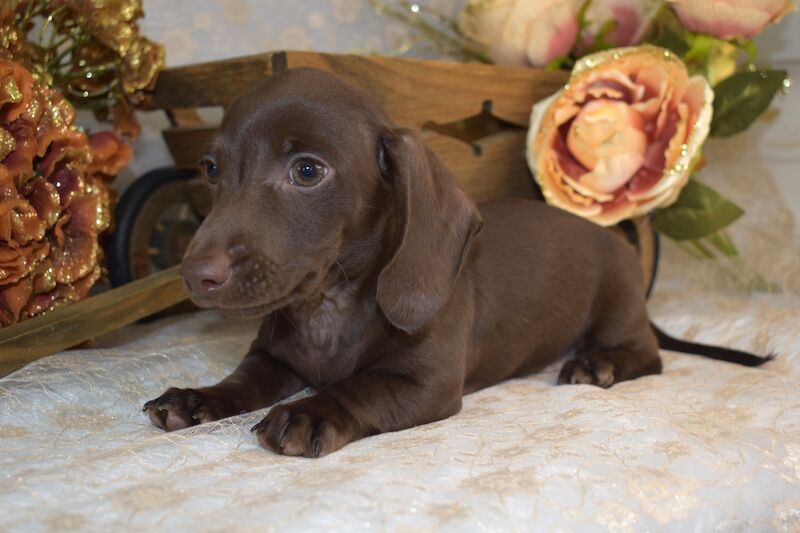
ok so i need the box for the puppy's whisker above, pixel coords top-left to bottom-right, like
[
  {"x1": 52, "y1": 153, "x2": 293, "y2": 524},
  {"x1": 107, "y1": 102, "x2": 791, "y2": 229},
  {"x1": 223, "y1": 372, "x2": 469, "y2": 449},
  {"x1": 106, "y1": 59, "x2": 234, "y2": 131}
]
[
  {"x1": 281, "y1": 310, "x2": 297, "y2": 331},
  {"x1": 335, "y1": 260, "x2": 350, "y2": 282}
]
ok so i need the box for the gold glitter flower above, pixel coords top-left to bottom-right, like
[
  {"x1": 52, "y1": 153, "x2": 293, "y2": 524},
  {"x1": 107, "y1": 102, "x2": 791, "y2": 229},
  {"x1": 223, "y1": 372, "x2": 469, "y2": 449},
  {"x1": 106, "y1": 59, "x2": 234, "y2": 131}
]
[
  {"x1": 0, "y1": 60, "x2": 128, "y2": 326},
  {"x1": 1, "y1": 0, "x2": 164, "y2": 138}
]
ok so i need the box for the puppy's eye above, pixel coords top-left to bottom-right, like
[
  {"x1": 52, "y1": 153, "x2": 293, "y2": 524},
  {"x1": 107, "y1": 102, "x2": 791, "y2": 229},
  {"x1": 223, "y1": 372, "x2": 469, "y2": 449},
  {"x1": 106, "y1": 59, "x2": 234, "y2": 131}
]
[
  {"x1": 199, "y1": 157, "x2": 218, "y2": 184},
  {"x1": 289, "y1": 158, "x2": 327, "y2": 187}
]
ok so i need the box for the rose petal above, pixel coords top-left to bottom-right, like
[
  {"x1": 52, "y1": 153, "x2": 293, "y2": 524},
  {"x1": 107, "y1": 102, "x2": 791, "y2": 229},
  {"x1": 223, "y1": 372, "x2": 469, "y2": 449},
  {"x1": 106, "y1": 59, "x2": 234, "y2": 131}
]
[
  {"x1": 87, "y1": 131, "x2": 132, "y2": 177},
  {"x1": 528, "y1": 45, "x2": 713, "y2": 226}
]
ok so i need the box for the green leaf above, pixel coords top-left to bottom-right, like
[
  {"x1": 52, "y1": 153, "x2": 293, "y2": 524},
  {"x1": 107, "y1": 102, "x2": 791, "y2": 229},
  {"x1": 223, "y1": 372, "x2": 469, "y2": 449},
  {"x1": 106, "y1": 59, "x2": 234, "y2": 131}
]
[
  {"x1": 544, "y1": 54, "x2": 573, "y2": 71},
  {"x1": 736, "y1": 39, "x2": 757, "y2": 64},
  {"x1": 684, "y1": 33, "x2": 717, "y2": 63},
  {"x1": 710, "y1": 69, "x2": 788, "y2": 137},
  {"x1": 576, "y1": 0, "x2": 593, "y2": 34},
  {"x1": 581, "y1": 19, "x2": 617, "y2": 55},
  {"x1": 707, "y1": 230, "x2": 739, "y2": 257},
  {"x1": 645, "y1": 5, "x2": 689, "y2": 56},
  {"x1": 652, "y1": 179, "x2": 744, "y2": 240},
  {"x1": 649, "y1": 27, "x2": 689, "y2": 57}
]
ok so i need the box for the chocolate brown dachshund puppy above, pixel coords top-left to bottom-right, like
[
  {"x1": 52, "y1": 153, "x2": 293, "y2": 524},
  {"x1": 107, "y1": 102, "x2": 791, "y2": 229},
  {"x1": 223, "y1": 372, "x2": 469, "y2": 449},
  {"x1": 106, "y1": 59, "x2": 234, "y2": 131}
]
[{"x1": 144, "y1": 68, "x2": 770, "y2": 457}]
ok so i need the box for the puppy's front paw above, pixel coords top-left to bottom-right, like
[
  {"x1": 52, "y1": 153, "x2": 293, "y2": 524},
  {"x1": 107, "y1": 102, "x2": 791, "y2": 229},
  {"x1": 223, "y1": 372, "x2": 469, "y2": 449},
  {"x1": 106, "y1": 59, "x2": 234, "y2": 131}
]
[
  {"x1": 558, "y1": 355, "x2": 616, "y2": 388},
  {"x1": 143, "y1": 387, "x2": 228, "y2": 431},
  {"x1": 251, "y1": 397, "x2": 354, "y2": 458}
]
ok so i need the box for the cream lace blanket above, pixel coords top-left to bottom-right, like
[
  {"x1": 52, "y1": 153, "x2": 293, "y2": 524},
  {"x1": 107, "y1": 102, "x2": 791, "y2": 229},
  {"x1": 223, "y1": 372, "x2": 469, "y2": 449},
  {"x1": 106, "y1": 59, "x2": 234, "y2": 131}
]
[{"x1": 2, "y1": 130, "x2": 800, "y2": 531}]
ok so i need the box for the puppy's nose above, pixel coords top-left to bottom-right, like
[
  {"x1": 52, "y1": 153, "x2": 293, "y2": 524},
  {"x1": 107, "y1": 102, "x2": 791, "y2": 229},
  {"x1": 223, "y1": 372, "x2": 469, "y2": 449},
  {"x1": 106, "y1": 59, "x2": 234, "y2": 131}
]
[{"x1": 181, "y1": 254, "x2": 232, "y2": 295}]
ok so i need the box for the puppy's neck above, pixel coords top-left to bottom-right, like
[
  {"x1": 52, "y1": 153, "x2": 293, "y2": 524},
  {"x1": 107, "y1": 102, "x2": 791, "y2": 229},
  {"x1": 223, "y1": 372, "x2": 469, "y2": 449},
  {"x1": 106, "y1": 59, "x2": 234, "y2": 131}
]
[{"x1": 285, "y1": 203, "x2": 395, "y2": 329}]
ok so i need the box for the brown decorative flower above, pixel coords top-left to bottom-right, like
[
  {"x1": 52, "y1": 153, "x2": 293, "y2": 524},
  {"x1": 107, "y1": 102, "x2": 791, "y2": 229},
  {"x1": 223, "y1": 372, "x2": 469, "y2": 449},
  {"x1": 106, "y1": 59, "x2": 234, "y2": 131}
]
[
  {"x1": 0, "y1": 60, "x2": 129, "y2": 326},
  {"x1": 87, "y1": 130, "x2": 134, "y2": 177},
  {"x1": 0, "y1": 61, "x2": 34, "y2": 123},
  {"x1": 1, "y1": 0, "x2": 165, "y2": 138}
]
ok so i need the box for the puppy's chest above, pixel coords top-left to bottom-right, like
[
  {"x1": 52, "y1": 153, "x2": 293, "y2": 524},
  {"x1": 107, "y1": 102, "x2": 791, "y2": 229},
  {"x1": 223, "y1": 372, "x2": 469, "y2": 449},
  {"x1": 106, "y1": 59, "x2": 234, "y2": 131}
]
[{"x1": 274, "y1": 287, "x2": 373, "y2": 387}]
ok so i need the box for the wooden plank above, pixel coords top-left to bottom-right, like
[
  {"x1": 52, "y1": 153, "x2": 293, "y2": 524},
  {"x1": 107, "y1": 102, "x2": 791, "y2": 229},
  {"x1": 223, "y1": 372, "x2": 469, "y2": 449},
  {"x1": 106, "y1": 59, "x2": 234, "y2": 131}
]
[
  {"x1": 150, "y1": 53, "x2": 276, "y2": 109},
  {"x1": 166, "y1": 108, "x2": 208, "y2": 128},
  {"x1": 150, "y1": 51, "x2": 568, "y2": 128},
  {"x1": 163, "y1": 126, "x2": 215, "y2": 168},
  {"x1": 424, "y1": 130, "x2": 537, "y2": 202},
  {"x1": 284, "y1": 52, "x2": 568, "y2": 128},
  {"x1": 0, "y1": 266, "x2": 187, "y2": 377}
]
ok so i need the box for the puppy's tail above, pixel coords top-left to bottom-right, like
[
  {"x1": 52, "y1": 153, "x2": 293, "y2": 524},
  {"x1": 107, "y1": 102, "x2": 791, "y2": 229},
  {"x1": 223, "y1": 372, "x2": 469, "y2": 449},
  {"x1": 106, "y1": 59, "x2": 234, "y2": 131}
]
[{"x1": 651, "y1": 323, "x2": 774, "y2": 367}]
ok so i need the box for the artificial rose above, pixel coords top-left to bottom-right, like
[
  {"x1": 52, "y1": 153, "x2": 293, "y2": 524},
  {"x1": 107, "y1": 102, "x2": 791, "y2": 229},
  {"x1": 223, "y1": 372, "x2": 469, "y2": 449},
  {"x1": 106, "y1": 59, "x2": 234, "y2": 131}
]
[
  {"x1": 0, "y1": 60, "x2": 128, "y2": 326},
  {"x1": 527, "y1": 45, "x2": 713, "y2": 226},
  {"x1": 458, "y1": 0, "x2": 581, "y2": 67},
  {"x1": 669, "y1": 0, "x2": 796, "y2": 40},
  {"x1": 87, "y1": 130, "x2": 134, "y2": 177},
  {"x1": 581, "y1": 0, "x2": 662, "y2": 50}
]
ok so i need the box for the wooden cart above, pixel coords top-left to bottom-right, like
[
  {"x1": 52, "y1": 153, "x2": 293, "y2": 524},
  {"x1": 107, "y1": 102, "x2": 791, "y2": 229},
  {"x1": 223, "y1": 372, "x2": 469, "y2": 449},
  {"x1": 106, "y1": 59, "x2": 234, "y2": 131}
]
[{"x1": 0, "y1": 51, "x2": 658, "y2": 376}]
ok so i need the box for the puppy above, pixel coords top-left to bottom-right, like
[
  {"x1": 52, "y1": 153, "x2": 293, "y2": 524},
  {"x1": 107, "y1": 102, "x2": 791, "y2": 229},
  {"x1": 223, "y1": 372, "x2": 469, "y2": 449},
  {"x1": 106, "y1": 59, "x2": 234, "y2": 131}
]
[{"x1": 144, "y1": 68, "x2": 770, "y2": 457}]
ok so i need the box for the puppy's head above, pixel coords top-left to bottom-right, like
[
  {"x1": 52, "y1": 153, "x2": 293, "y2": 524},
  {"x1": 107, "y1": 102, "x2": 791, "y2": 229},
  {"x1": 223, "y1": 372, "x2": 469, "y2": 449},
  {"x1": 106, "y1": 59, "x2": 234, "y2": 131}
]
[{"x1": 182, "y1": 68, "x2": 481, "y2": 330}]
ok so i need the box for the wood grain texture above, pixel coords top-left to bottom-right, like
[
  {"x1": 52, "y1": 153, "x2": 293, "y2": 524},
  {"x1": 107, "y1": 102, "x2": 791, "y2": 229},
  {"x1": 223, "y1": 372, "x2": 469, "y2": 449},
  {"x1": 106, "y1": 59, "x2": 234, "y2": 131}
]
[
  {"x1": 0, "y1": 266, "x2": 187, "y2": 377},
  {"x1": 150, "y1": 51, "x2": 568, "y2": 127},
  {"x1": 150, "y1": 53, "x2": 275, "y2": 109},
  {"x1": 163, "y1": 126, "x2": 214, "y2": 168},
  {"x1": 424, "y1": 130, "x2": 538, "y2": 202},
  {"x1": 283, "y1": 52, "x2": 568, "y2": 128}
]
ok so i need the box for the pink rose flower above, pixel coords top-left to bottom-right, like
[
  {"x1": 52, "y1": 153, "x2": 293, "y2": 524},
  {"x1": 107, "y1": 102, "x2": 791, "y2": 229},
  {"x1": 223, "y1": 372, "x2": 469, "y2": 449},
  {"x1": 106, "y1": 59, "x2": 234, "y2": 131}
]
[
  {"x1": 581, "y1": 0, "x2": 661, "y2": 49},
  {"x1": 669, "y1": 0, "x2": 796, "y2": 40},
  {"x1": 527, "y1": 46, "x2": 713, "y2": 226},
  {"x1": 458, "y1": 0, "x2": 582, "y2": 67}
]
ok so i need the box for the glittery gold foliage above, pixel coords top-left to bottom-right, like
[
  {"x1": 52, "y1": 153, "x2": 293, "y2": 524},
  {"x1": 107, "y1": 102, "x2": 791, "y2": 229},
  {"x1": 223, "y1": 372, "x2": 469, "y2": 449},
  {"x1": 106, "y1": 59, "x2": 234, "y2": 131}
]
[
  {"x1": 0, "y1": 60, "x2": 130, "y2": 326},
  {"x1": 0, "y1": 0, "x2": 165, "y2": 137}
]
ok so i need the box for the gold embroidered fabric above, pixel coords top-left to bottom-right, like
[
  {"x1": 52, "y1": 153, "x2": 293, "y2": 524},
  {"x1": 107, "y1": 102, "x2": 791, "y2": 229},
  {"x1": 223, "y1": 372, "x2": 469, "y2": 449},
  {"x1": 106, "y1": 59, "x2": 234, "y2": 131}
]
[{"x1": 0, "y1": 301, "x2": 798, "y2": 530}]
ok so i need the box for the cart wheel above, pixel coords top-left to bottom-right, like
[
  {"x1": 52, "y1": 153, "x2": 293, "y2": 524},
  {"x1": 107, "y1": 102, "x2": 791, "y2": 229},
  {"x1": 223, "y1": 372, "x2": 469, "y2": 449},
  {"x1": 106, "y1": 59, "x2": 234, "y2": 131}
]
[
  {"x1": 107, "y1": 167, "x2": 208, "y2": 288},
  {"x1": 615, "y1": 217, "x2": 660, "y2": 300}
]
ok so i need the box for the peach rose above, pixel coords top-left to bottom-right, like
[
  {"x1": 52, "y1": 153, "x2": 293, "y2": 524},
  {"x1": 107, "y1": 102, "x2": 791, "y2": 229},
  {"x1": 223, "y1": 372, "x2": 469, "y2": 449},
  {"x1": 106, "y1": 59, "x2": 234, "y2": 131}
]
[
  {"x1": 527, "y1": 46, "x2": 713, "y2": 226},
  {"x1": 458, "y1": 0, "x2": 582, "y2": 67},
  {"x1": 669, "y1": 0, "x2": 796, "y2": 40}
]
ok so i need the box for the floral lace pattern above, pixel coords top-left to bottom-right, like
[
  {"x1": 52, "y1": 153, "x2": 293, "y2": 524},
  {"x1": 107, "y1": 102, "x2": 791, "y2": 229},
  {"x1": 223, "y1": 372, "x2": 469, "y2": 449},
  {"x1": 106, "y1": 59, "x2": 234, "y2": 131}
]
[{"x1": 0, "y1": 301, "x2": 798, "y2": 530}]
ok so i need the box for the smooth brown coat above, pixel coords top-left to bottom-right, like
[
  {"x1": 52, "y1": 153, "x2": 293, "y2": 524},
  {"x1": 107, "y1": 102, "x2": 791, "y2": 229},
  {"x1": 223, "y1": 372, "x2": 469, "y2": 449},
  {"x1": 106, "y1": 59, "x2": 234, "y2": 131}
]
[{"x1": 144, "y1": 68, "x2": 663, "y2": 457}]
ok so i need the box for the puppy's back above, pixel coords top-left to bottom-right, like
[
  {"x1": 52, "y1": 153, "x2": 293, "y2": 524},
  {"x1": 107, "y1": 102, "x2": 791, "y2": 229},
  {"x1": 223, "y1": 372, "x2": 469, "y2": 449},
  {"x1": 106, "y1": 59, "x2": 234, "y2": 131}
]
[{"x1": 462, "y1": 199, "x2": 644, "y2": 386}]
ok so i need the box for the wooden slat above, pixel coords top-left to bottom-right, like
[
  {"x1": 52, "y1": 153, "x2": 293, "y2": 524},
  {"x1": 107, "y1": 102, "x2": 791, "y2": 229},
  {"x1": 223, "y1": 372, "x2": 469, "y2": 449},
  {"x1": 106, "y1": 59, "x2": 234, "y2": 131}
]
[
  {"x1": 166, "y1": 108, "x2": 208, "y2": 128},
  {"x1": 150, "y1": 51, "x2": 568, "y2": 128},
  {"x1": 0, "y1": 266, "x2": 187, "y2": 377},
  {"x1": 163, "y1": 126, "x2": 215, "y2": 168},
  {"x1": 424, "y1": 130, "x2": 537, "y2": 202},
  {"x1": 151, "y1": 53, "x2": 276, "y2": 109},
  {"x1": 284, "y1": 52, "x2": 568, "y2": 128}
]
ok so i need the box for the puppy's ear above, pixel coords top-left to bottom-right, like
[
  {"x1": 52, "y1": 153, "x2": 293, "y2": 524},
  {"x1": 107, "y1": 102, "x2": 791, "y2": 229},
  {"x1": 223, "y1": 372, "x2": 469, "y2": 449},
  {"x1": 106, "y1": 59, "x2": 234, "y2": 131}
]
[{"x1": 377, "y1": 128, "x2": 483, "y2": 333}]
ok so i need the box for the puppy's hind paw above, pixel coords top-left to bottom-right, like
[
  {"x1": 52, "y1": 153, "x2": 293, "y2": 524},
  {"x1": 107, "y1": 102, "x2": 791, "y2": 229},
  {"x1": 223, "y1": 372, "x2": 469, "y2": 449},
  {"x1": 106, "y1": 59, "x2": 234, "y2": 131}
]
[{"x1": 558, "y1": 355, "x2": 616, "y2": 388}]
